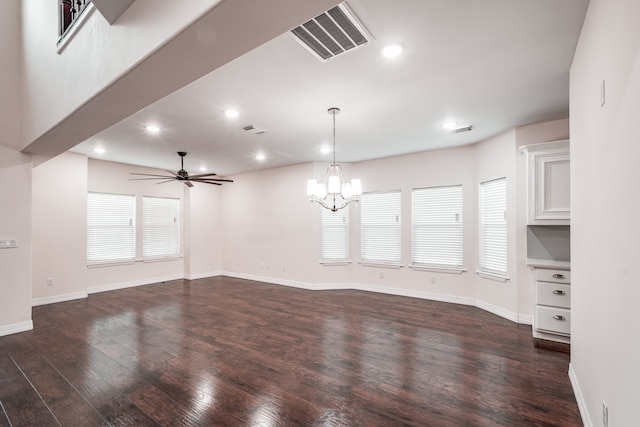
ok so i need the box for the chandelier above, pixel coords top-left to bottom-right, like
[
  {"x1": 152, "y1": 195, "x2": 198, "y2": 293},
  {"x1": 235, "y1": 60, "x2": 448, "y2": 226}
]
[{"x1": 307, "y1": 107, "x2": 362, "y2": 212}]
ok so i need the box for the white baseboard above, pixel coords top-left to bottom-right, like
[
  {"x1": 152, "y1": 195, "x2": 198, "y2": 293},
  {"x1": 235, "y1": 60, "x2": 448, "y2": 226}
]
[
  {"x1": 32, "y1": 291, "x2": 88, "y2": 307},
  {"x1": 222, "y1": 271, "x2": 316, "y2": 290},
  {"x1": 0, "y1": 320, "x2": 33, "y2": 337},
  {"x1": 518, "y1": 314, "x2": 534, "y2": 325},
  {"x1": 185, "y1": 270, "x2": 222, "y2": 280},
  {"x1": 475, "y1": 299, "x2": 519, "y2": 323},
  {"x1": 87, "y1": 274, "x2": 184, "y2": 294},
  {"x1": 569, "y1": 363, "x2": 592, "y2": 427},
  {"x1": 353, "y1": 282, "x2": 476, "y2": 307}
]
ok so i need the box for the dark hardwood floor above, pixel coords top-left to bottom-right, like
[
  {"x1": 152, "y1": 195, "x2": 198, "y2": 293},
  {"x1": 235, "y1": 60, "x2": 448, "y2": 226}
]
[{"x1": 0, "y1": 277, "x2": 581, "y2": 426}]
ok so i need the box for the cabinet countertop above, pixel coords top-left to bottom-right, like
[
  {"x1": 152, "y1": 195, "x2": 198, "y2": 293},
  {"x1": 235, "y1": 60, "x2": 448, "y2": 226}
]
[{"x1": 526, "y1": 258, "x2": 570, "y2": 269}]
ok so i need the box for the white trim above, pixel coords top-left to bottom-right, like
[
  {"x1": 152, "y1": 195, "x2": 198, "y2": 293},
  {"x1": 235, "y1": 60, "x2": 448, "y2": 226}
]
[
  {"x1": 517, "y1": 314, "x2": 533, "y2": 325},
  {"x1": 0, "y1": 320, "x2": 33, "y2": 337},
  {"x1": 358, "y1": 261, "x2": 404, "y2": 269},
  {"x1": 87, "y1": 274, "x2": 184, "y2": 294},
  {"x1": 222, "y1": 271, "x2": 316, "y2": 291},
  {"x1": 569, "y1": 363, "x2": 593, "y2": 427},
  {"x1": 525, "y1": 258, "x2": 571, "y2": 269},
  {"x1": 32, "y1": 291, "x2": 88, "y2": 307},
  {"x1": 319, "y1": 260, "x2": 352, "y2": 266},
  {"x1": 476, "y1": 271, "x2": 510, "y2": 282},
  {"x1": 353, "y1": 282, "x2": 476, "y2": 307},
  {"x1": 409, "y1": 264, "x2": 467, "y2": 274},
  {"x1": 314, "y1": 283, "x2": 352, "y2": 291},
  {"x1": 475, "y1": 299, "x2": 518, "y2": 323},
  {"x1": 184, "y1": 271, "x2": 223, "y2": 280}
]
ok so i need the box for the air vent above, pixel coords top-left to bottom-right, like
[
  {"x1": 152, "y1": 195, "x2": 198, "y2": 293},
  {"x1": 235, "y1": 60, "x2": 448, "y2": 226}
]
[
  {"x1": 290, "y1": 2, "x2": 374, "y2": 62},
  {"x1": 452, "y1": 125, "x2": 473, "y2": 134},
  {"x1": 243, "y1": 125, "x2": 266, "y2": 135}
]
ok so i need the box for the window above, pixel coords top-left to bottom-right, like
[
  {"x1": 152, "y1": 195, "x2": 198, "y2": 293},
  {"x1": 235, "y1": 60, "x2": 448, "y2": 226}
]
[
  {"x1": 322, "y1": 208, "x2": 349, "y2": 261},
  {"x1": 479, "y1": 178, "x2": 507, "y2": 276},
  {"x1": 361, "y1": 190, "x2": 401, "y2": 264},
  {"x1": 143, "y1": 196, "x2": 181, "y2": 259},
  {"x1": 412, "y1": 185, "x2": 463, "y2": 270},
  {"x1": 87, "y1": 192, "x2": 135, "y2": 265}
]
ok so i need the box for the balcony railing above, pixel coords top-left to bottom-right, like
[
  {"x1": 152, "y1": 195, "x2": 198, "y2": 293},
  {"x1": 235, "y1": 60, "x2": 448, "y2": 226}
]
[{"x1": 59, "y1": 0, "x2": 92, "y2": 38}]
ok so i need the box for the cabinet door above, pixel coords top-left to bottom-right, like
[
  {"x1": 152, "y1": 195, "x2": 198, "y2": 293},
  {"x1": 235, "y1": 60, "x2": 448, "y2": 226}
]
[{"x1": 530, "y1": 151, "x2": 570, "y2": 223}]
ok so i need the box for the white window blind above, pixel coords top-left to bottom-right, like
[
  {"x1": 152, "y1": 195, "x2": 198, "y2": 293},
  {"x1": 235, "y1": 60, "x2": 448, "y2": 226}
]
[
  {"x1": 87, "y1": 192, "x2": 135, "y2": 265},
  {"x1": 322, "y1": 208, "x2": 349, "y2": 261},
  {"x1": 361, "y1": 191, "x2": 401, "y2": 264},
  {"x1": 480, "y1": 178, "x2": 507, "y2": 275},
  {"x1": 412, "y1": 185, "x2": 463, "y2": 269},
  {"x1": 143, "y1": 196, "x2": 181, "y2": 259}
]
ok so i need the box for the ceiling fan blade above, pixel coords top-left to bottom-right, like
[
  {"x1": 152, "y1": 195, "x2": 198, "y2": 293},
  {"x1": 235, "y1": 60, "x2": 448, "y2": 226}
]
[
  {"x1": 185, "y1": 181, "x2": 194, "y2": 188},
  {"x1": 154, "y1": 179, "x2": 177, "y2": 184},
  {"x1": 130, "y1": 172, "x2": 174, "y2": 178},
  {"x1": 194, "y1": 181, "x2": 222, "y2": 186},
  {"x1": 129, "y1": 177, "x2": 174, "y2": 181},
  {"x1": 187, "y1": 172, "x2": 218, "y2": 179},
  {"x1": 191, "y1": 178, "x2": 234, "y2": 183},
  {"x1": 164, "y1": 169, "x2": 180, "y2": 177}
]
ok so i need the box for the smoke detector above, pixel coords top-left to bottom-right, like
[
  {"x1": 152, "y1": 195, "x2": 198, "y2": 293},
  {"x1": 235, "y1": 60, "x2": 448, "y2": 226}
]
[
  {"x1": 243, "y1": 125, "x2": 266, "y2": 135},
  {"x1": 290, "y1": 2, "x2": 374, "y2": 62}
]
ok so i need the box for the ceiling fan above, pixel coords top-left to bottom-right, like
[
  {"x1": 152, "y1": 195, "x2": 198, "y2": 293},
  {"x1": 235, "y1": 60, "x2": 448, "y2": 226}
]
[{"x1": 129, "y1": 152, "x2": 233, "y2": 187}]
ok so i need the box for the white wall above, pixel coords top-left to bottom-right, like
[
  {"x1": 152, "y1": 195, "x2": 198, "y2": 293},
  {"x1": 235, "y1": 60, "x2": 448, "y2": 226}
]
[
  {"x1": 32, "y1": 152, "x2": 88, "y2": 305},
  {"x1": 219, "y1": 122, "x2": 566, "y2": 323},
  {"x1": 569, "y1": 0, "x2": 640, "y2": 425},
  {"x1": 0, "y1": 0, "x2": 33, "y2": 336}
]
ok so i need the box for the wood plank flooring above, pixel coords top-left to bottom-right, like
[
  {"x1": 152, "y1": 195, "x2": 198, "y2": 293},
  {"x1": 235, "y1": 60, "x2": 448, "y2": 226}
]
[{"x1": 0, "y1": 277, "x2": 582, "y2": 426}]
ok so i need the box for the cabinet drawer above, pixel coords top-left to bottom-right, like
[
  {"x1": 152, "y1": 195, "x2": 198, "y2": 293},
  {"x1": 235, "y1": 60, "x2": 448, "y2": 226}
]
[
  {"x1": 535, "y1": 306, "x2": 570, "y2": 336},
  {"x1": 536, "y1": 282, "x2": 571, "y2": 308},
  {"x1": 535, "y1": 268, "x2": 570, "y2": 284}
]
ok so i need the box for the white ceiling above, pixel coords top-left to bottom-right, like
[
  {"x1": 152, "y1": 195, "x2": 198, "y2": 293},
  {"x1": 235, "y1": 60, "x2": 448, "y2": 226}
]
[{"x1": 71, "y1": 0, "x2": 589, "y2": 177}]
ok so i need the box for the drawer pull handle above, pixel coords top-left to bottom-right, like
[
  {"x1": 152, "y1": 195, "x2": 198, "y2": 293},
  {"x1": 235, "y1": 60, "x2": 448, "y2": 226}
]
[
  {"x1": 552, "y1": 274, "x2": 565, "y2": 279},
  {"x1": 552, "y1": 290, "x2": 566, "y2": 295},
  {"x1": 553, "y1": 315, "x2": 566, "y2": 321}
]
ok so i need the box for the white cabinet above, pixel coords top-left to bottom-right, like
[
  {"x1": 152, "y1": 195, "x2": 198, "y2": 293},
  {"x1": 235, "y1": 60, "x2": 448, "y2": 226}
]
[
  {"x1": 533, "y1": 267, "x2": 571, "y2": 344},
  {"x1": 520, "y1": 140, "x2": 570, "y2": 225}
]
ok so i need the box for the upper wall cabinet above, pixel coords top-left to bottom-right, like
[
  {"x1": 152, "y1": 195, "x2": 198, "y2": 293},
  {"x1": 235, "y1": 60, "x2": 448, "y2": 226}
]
[{"x1": 520, "y1": 140, "x2": 570, "y2": 225}]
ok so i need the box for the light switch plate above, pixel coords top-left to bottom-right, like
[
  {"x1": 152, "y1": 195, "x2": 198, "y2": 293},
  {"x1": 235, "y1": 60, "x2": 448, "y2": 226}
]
[{"x1": 0, "y1": 238, "x2": 18, "y2": 249}]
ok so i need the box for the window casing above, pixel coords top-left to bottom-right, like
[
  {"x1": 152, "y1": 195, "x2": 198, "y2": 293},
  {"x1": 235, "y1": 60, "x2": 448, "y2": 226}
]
[
  {"x1": 87, "y1": 192, "x2": 135, "y2": 265},
  {"x1": 361, "y1": 190, "x2": 401, "y2": 265},
  {"x1": 143, "y1": 196, "x2": 181, "y2": 259},
  {"x1": 322, "y1": 208, "x2": 349, "y2": 261},
  {"x1": 412, "y1": 185, "x2": 463, "y2": 270},
  {"x1": 479, "y1": 178, "x2": 507, "y2": 275}
]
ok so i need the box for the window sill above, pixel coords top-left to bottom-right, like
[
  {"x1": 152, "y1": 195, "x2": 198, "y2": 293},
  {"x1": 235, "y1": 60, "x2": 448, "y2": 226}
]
[
  {"x1": 320, "y1": 260, "x2": 352, "y2": 266},
  {"x1": 87, "y1": 259, "x2": 136, "y2": 268},
  {"x1": 410, "y1": 264, "x2": 467, "y2": 274},
  {"x1": 358, "y1": 261, "x2": 404, "y2": 269},
  {"x1": 142, "y1": 256, "x2": 182, "y2": 263},
  {"x1": 476, "y1": 271, "x2": 510, "y2": 282}
]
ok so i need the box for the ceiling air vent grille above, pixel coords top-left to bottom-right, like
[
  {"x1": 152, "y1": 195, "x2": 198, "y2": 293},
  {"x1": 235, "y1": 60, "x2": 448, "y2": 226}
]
[{"x1": 290, "y1": 2, "x2": 373, "y2": 62}]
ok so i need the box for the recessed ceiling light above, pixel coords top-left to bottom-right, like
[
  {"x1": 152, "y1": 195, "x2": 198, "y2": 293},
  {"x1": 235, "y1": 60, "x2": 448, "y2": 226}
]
[
  {"x1": 199, "y1": 166, "x2": 207, "y2": 172},
  {"x1": 256, "y1": 153, "x2": 266, "y2": 161},
  {"x1": 382, "y1": 43, "x2": 403, "y2": 58},
  {"x1": 224, "y1": 109, "x2": 239, "y2": 118},
  {"x1": 94, "y1": 147, "x2": 105, "y2": 154},
  {"x1": 442, "y1": 121, "x2": 458, "y2": 130},
  {"x1": 320, "y1": 145, "x2": 331, "y2": 154},
  {"x1": 145, "y1": 125, "x2": 161, "y2": 133}
]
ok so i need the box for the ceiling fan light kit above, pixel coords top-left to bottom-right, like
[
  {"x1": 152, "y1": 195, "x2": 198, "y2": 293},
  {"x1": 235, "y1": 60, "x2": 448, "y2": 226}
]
[
  {"x1": 307, "y1": 107, "x2": 362, "y2": 212},
  {"x1": 129, "y1": 152, "x2": 233, "y2": 187}
]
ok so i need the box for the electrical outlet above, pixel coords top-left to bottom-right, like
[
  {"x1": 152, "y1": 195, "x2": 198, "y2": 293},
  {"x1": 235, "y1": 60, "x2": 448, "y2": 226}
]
[
  {"x1": 282, "y1": 265, "x2": 287, "y2": 272},
  {"x1": 379, "y1": 272, "x2": 384, "y2": 279},
  {"x1": 602, "y1": 401, "x2": 608, "y2": 427},
  {"x1": 47, "y1": 277, "x2": 54, "y2": 286},
  {"x1": 430, "y1": 277, "x2": 436, "y2": 284}
]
